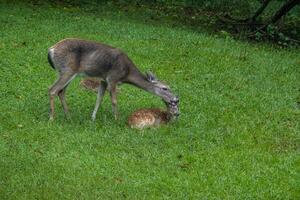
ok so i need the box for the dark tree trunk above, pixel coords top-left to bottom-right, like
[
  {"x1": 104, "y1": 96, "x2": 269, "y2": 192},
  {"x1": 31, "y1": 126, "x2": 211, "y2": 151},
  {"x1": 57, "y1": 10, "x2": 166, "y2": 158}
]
[
  {"x1": 250, "y1": 0, "x2": 272, "y2": 22},
  {"x1": 221, "y1": 0, "x2": 300, "y2": 26},
  {"x1": 269, "y1": 0, "x2": 300, "y2": 24},
  {"x1": 220, "y1": 0, "x2": 272, "y2": 23},
  {"x1": 218, "y1": 0, "x2": 300, "y2": 43}
]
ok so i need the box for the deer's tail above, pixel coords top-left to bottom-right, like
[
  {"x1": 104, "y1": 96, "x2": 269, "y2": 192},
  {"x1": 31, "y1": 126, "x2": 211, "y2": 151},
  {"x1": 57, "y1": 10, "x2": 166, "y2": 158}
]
[{"x1": 47, "y1": 49, "x2": 55, "y2": 70}]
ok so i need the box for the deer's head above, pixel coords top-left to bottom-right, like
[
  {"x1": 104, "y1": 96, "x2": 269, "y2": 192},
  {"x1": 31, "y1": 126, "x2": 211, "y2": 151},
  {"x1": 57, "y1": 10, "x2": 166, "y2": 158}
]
[{"x1": 146, "y1": 72, "x2": 179, "y2": 109}]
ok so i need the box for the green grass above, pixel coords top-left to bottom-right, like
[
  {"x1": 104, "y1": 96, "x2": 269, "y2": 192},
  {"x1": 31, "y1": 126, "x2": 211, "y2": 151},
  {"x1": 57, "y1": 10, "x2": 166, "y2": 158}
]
[{"x1": 0, "y1": 1, "x2": 299, "y2": 199}]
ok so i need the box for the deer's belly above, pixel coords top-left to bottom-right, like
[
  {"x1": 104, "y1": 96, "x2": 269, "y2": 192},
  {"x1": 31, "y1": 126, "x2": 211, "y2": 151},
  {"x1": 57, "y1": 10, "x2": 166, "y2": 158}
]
[
  {"x1": 80, "y1": 65, "x2": 107, "y2": 78},
  {"x1": 80, "y1": 59, "x2": 112, "y2": 78}
]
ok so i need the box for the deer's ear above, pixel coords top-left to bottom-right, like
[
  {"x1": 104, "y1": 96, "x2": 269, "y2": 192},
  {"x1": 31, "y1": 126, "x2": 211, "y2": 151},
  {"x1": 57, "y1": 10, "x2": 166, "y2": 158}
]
[{"x1": 146, "y1": 72, "x2": 157, "y2": 82}]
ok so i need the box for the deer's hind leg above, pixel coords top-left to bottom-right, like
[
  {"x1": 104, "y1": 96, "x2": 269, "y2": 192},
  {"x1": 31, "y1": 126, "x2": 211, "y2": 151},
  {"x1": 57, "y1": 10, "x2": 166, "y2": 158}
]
[
  {"x1": 49, "y1": 71, "x2": 77, "y2": 120},
  {"x1": 58, "y1": 83, "x2": 71, "y2": 119}
]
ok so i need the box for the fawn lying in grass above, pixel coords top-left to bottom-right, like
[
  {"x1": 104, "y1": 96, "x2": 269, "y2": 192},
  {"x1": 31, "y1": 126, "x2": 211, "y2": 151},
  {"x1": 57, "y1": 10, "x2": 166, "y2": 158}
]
[
  {"x1": 127, "y1": 102, "x2": 179, "y2": 129},
  {"x1": 80, "y1": 78, "x2": 101, "y2": 93}
]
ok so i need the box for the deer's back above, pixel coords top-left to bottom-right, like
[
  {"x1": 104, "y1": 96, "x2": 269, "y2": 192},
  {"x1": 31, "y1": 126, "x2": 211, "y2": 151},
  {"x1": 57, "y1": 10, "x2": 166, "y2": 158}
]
[{"x1": 49, "y1": 38, "x2": 129, "y2": 79}]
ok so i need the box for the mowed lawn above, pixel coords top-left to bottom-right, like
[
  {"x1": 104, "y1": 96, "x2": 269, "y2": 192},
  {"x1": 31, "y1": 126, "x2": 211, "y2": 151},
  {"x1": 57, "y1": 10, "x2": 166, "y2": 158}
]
[{"x1": 0, "y1": 1, "x2": 299, "y2": 199}]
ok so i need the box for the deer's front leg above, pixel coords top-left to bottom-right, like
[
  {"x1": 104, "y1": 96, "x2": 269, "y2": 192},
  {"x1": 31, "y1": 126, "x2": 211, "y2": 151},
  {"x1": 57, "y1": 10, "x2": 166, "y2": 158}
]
[
  {"x1": 92, "y1": 81, "x2": 107, "y2": 121},
  {"x1": 108, "y1": 82, "x2": 118, "y2": 120}
]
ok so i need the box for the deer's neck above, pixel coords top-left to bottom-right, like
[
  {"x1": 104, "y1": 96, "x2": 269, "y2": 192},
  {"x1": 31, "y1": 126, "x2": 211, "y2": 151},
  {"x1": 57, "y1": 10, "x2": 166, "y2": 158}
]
[{"x1": 125, "y1": 68, "x2": 155, "y2": 93}]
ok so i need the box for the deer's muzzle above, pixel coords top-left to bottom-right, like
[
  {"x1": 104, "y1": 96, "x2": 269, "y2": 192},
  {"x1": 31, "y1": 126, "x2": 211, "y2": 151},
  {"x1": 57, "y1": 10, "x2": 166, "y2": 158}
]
[{"x1": 170, "y1": 96, "x2": 179, "y2": 105}]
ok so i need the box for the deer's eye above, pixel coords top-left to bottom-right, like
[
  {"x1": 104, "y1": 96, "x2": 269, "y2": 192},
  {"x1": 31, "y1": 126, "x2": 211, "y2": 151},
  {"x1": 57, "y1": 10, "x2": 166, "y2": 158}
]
[{"x1": 162, "y1": 87, "x2": 168, "y2": 91}]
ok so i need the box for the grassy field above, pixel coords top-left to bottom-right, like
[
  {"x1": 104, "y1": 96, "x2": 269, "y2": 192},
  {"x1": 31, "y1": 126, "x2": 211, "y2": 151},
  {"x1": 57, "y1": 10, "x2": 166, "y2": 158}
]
[{"x1": 0, "y1": 1, "x2": 299, "y2": 199}]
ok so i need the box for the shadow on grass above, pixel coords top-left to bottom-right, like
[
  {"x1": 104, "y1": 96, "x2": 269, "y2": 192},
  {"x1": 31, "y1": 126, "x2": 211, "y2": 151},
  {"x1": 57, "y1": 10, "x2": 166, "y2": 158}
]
[
  {"x1": 9, "y1": 0, "x2": 300, "y2": 47},
  {"x1": 4, "y1": 0, "x2": 224, "y2": 38}
]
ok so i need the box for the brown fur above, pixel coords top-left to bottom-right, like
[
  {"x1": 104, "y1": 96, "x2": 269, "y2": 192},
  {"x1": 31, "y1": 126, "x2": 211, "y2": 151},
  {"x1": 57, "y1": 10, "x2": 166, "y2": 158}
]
[
  {"x1": 48, "y1": 38, "x2": 179, "y2": 121},
  {"x1": 80, "y1": 78, "x2": 101, "y2": 93},
  {"x1": 128, "y1": 108, "x2": 172, "y2": 129}
]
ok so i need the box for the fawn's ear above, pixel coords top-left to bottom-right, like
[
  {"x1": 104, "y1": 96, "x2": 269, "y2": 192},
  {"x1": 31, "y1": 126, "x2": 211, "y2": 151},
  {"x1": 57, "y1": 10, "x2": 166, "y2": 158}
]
[{"x1": 146, "y1": 71, "x2": 157, "y2": 82}]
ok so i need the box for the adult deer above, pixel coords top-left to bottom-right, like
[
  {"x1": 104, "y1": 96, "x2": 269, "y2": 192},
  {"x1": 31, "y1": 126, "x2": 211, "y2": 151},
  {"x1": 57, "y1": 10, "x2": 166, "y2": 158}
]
[{"x1": 47, "y1": 38, "x2": 179, "y2": 121}]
